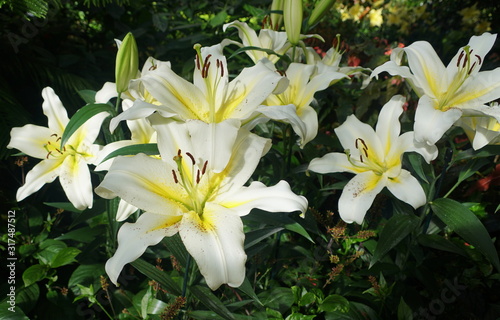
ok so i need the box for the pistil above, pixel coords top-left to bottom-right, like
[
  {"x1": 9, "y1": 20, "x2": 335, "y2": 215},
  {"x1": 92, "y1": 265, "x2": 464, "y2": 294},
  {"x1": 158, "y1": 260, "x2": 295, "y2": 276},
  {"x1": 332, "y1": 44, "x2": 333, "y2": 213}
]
[{"x1": 171, "y1": 149, "x2": 209, "y2": 213}]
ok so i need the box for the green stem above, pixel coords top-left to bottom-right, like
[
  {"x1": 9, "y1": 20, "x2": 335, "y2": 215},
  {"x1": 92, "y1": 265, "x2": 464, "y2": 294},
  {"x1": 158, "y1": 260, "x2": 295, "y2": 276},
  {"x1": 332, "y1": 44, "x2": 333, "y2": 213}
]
[
  {"x1": 422, "y1": 146, "x2": 453, "y2": 234},
  {"x1": 95, "y1": 300, "x2": 114, "y2": 320}
]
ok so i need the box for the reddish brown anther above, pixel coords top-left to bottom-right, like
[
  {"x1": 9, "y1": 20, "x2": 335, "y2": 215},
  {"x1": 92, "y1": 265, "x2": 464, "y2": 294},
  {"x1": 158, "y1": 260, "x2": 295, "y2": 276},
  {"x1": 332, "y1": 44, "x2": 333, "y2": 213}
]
[{"x1": 186, "y1": 152, "x2": 196, "y2": 165}]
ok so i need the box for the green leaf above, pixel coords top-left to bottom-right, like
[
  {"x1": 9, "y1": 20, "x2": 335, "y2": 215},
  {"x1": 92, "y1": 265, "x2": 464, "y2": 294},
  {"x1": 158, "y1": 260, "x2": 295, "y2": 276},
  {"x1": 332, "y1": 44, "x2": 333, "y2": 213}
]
[
  {"x1": 319, "y1": 294, "x2": 350, "y2": 313},
  {"x1": 260, "y1": 287, "x2": 294, "y2": 313},
  {"x1": 244, "y1": 227, "x2": 284, "y2": 249},
  {"x1": 130, "y1": 258, "x2": 182, "y2": 295},
  {"x1": 237, "y1": 277, "x2": 263, "y2": 306},
  {"x1": 298, "y1": 291, "x2": 316, "y2": 306},
  {"x1": 209, "y1": 10, "x2": 228, "y2": 27},
  {"x1": 99, "y1": 143, "x2": 160, "y2": 163},
  {"x1": 140, "y1": 286, "x2": 153, "y2": 319},
  {"x1": 188, "y1": 310, "x2": 226, "y2": 320},
  {"x1": 0, "y1": 305, "x2": 30, "y2": 319},
  {"x1": 266, "y1": 308, "x2": 284, "y2": 319},
  {"x1": 78, "y1": 89, "x2": 97, "y2": 104},
  {"x1": 370, "y1": 214, "x2": 419, "y2": 267},
  {"x1": 22, "y1": 265, "x2": 48, "y2": 287},
  {"x1": 454, "y1": 145, "x2": 500, "y2": 162},
  {"x1": 405, "y1": 153, "x2": 430, "y2": 183},
  {"x1": 36, "y1": 239, "x2": 67, "y2": 265},
  {"x1": 431, "y1": 198, "x2": 500, "y2": 271},
  {"x1": 417, "y1": 234, "x2": 468, "y2": 257},
  {"x1": 44, "y1": 202, "x2": 82, "y2": 213},
  {"x1": 60, "y1": 103, "x2": 113, "y2": 148},
  {"x1": 286, "y1": 313, "x2": 316, "y2": 320},
  {"x1": 50, "y1": 247, "x2": 81, "y2": 268},
  {"x1": 243, "y1": 210, "x2": 314, "y2": 243},
  {"x1": 15, "y1": 284, "x2": 40, "y2": 315},
  {"x1": 189, "y1": 285, "x2": 235, "y2": 320},
  {"x1": 163, "y1": 233, "x2": 189, "y2": 267},
  {"x1": 56, "y1": 225, "x2": 105, "y2": 243},
  {"x1": 397, "y1": 297, "x2": 413, "y2": 320},
  {"x1": 68, "y1": 264, "x2": 106, "y2": 295},
  {"x1": 456, "y1": 158, "x2": 490, "y2": 183}
]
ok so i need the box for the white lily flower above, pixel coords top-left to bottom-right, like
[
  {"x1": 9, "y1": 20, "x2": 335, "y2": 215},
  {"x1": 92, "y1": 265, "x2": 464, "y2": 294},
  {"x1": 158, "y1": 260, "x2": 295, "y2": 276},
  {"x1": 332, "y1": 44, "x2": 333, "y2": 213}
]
[
  {"x1": 95, "y1": 117, "x2": 308, "y2": 290},
  {"x1": 94, "y1": 99, "x2": 158, "y2": 221},
  {"x1": 256, "y1": 62, "x2": 347, "y2": 148},
  {"x1": 108, "y1": 43, "x2": 288, "y2": 132},
  {"x1": 222, "y1": 21, "x2": 292, "y2": 64},
  {"x1": 456, "y1": 102, "x2": 500, "y2": 150},
  {"x1": 308, "y1": 95, "x2": 437, "y2": 224},
  {"x1": 8, "y1": 87, "x2": 109, "y2": 210},
  {"x1": 304, "y1": 44, "x2": 370, "y2": 80},
  {"x1": 371, "y1": 33, "x2": 500, "y2": 145}
]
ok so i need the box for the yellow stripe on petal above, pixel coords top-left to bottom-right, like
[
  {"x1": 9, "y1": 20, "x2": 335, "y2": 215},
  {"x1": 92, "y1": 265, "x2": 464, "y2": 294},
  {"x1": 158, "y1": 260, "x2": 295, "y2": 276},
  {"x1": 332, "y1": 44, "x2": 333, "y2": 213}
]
[{"x1": 151, "y1": 214, "x2": 183, "y2": 231}]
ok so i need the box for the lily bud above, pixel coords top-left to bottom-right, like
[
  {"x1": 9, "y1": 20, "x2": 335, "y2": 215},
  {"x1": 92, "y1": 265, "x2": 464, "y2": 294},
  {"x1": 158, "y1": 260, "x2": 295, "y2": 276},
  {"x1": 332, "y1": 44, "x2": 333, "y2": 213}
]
[
  {"x1": 307, "y1": 0, "x2": 335, "y2": 28},
  {"x1": 270, "y1": 0, "x2": 284, "y2": 30},
  {"x1": 283, "y1": 0, "x2": 302, "y2": 46},
  {"x1": 115, "y1": 32, "x2": 138, "y2": 94}
]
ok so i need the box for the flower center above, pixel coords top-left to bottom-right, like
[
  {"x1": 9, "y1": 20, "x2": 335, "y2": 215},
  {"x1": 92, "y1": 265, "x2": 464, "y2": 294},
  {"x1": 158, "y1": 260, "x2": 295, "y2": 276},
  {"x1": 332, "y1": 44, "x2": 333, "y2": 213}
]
[
  {"x1": 44, "y1": 133, "x2": 66, "y2": 159},
  {"x1": 171, "y1": 149, "x2": 209, "y2": 213},
  {"x1": 346, "y1": 138, "x2": 387, "y2": 175},
  {"x1": 194, "y1": 44, "x2": 226, "y2": 123},
  {"x1": 438, "y1": 45, "x2": 482, "y2": 111}
]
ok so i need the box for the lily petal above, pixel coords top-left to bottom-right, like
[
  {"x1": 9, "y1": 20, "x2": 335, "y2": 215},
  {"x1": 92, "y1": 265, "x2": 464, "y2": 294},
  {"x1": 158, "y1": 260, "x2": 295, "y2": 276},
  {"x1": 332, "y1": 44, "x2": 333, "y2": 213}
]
[
  {"x1": 370, "y1": 61, "x2": 423, "y2": 96},
  {"x1": 95, "y1": 82, "x2": 118, "y2": 103},
  {"x1": 215, "y1": 128, "x2": 271, "y2": 195},
  {"x1": 255, "y1": 104, "x2": 317, "y2": 148},
  {"x1": 110, "y1": 100, "x2": 179, "y2": 133},
  {"x1": 70, "y1": 111, "x2": 109, "y2": 149},
  {"x1": 8, "y1": 125, "x2": 53, "y2": 159},
  {"x1": 335, "y1": 114, "x2": 384, "y2": 161},
  {"x1": 179, "y1": 203, "x2": 246, "y2": 290},
  {"x1": 402, "y1": 41, "x2": 447, "y2": 98},
  {"x1": 193, "y1": 44, "x2": 228, "y2": 110},
  {"x1": 105, "y1": 211, "x2": 181, "y2": 285},
  {"x1": 296, "y1": 105, "x2": 319, "y2": 147},
  {"x1": 308, "y1": 152, "x2": 359, "y2": 174},
  {"x1": 59, "y1": 155, "x2": 94, "y2": 210},
  {"x1": 142, "y1": 63, "x2": 207, "y2": 119},
  {"x1": 219, "y1": 59, "x2": 287, "y2": 121},
  {"x1": 217, "y1": 180, "x2": 308, "y2": 216},
  {"x1": 338, "y1": 171, "x2": 386, "y2": 224},
  {"x1": 116, "y1": 199, "x2": 139, "y2": 222},
  {"x1": 450, "y1": 69, "x2": 500, "y2": 112},
  {"x1": 447, "y1": 33, "x2": 496, "y2": 79},
  {"x1": 95, "y1": 154, "x2": 188, "y2": 216},
  {"x1": 386, "y1": 169, "x2": 426, "y2": 209},
  {"x1": 392, "y1": 132, "x2": 438, "y2": 164},
  {"x1": 460, "y1": 102, "x2": 500, "y2": 123},
  {"x1": 16, "y1": 159, "x2": 62, "y2": 202},
  {"x1": 414, "y1": 95, "x2": 463, "y2": 145},
  {"x1": 186, "y1": 120, "x2": 241, "y2": 173},
  {"x1": 42, "y1": 87, "x2": 70, "y2": 134},
  {"x1": 375, "y1": 95, "x2": 405, "y2": 154}
]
